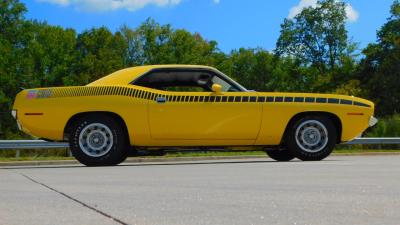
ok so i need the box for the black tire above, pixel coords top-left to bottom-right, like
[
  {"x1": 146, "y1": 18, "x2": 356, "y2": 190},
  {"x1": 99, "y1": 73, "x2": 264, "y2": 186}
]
[
  {"x1": 285, "y1": 116, "x2": 337, "y2": 161},
  {"x1": 265, "y1": 149, "x2": 295, "y2": 161},
  {"x1": 69, "y1": 114, "x2": 129, "y2": 166}
]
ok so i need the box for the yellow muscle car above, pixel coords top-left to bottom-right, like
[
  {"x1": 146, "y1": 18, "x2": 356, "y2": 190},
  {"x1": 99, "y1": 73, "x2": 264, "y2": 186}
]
[{"x1": 12, "y1": 65, "x2": 377, "y2": 166}]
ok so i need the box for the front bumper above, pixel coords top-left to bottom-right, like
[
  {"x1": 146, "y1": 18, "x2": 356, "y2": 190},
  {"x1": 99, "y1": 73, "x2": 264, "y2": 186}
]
[{"x1": 369, "y1": 116, "x2": 378, "y2": 127}]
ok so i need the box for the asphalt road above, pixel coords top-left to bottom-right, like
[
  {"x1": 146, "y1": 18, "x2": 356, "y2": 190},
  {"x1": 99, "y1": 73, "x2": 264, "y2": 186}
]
[{"x1": 1, "y1": 155, "x2": 400, "y2": 225}]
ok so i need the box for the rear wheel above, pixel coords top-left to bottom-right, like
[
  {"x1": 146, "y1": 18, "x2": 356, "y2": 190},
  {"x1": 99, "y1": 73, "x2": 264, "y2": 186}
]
[
  {"x1": 285, "y1": 116, "x2": 337, "y2": 161},
  {"x1": 69, "y1": 115, "x2": 128, "y2": 166},
  {"x1": 265, "y1": 148, "x2": 295, "y2": 161}
]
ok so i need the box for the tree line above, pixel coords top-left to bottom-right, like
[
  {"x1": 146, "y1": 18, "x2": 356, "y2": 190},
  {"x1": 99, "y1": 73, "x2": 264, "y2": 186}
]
[{"x1": 0, "y1": 0, "x2": 399, "y2": 139}]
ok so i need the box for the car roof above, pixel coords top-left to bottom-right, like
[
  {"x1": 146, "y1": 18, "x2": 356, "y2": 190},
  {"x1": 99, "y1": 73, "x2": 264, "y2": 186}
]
[{"x1": 87, "y1": 65, "x2": 216, "y2": 86}]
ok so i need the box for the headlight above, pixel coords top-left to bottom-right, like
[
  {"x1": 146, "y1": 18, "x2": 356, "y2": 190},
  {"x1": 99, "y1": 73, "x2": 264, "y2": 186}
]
[{"x1": 11, "y1": 110, "x2": 17, "y2": 119}]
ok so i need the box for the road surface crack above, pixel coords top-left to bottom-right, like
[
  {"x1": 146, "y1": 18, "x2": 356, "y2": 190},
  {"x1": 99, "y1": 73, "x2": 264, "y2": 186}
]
[{"x1": 20, "y1": 173, "x2": 129, "y2": 225}]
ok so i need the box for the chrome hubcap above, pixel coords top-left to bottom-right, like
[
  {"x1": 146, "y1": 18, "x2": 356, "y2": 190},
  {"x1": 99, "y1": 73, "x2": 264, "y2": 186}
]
[
  {"x1": 295, "y1": 120, "x2": 328, "y2": 153},
  {"x1": 79, "y1": 123, "x2": 113, "y2": 157}
]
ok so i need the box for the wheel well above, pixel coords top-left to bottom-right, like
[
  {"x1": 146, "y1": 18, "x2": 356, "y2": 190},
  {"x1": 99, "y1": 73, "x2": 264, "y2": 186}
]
[
  {"x1": 283, "y1": 111, "x2": 342, "y2": 144},
  {"x1": 63, "y1": 111, "x2": 130, "y2": 144}
]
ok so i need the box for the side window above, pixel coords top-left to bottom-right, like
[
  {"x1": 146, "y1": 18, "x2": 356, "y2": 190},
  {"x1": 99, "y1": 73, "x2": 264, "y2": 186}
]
[
  {"x1": 132, "y1": 69, "x2": 240, "y2": 92},
  {"x1": 211, "y1": 76, "x2": 239, "y2": 92},
  {"x1": 165, "y1": 86, "x2": 205, "y2": 92}
]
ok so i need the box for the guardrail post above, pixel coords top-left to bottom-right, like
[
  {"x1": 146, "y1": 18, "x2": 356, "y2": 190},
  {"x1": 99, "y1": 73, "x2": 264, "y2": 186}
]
[{"x1": 15, "y1": 149, "x2": 20, "y2": 158}]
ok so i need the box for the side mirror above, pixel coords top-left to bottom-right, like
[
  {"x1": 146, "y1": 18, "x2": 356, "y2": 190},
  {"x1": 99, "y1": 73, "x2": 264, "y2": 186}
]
[{"x1": 211, "y1": 84, "x2": 222, "y2": 94}]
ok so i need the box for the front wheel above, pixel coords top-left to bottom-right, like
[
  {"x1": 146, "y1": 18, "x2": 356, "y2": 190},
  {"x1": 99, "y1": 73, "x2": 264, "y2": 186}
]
[
  {"x1": 285, "y1": 116, "x2": 337, "y2": 161},
  {"x1": 69, "y1": 115, "x2": 128, "y2": 166}
]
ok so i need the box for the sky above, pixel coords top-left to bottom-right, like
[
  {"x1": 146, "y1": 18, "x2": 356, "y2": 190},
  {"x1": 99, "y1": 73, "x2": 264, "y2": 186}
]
[{"x1": 22, "y1": 0, "x2": 395, "y2": 53}]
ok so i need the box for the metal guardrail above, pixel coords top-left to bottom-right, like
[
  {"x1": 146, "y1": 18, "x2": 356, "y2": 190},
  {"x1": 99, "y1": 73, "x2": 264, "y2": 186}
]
[
  {"x1": 0, "y1": 140, "x2": 69, "y2": 149},
  {"x1": 345, "y1": 138, "x2": 400, "y2": 145},
  {"x1": 0, "y1": 138, "x2": 399, "y2": 150}
]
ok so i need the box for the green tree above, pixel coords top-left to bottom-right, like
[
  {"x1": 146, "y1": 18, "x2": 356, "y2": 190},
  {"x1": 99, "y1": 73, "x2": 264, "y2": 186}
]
[
  {"x1": 169, "y1": 30, "x2": 218, "y2": 65},
  {"x1": 19, "y1": 21, "x2": 77, "y2": 87},
  {"x1": 0, "y1": 0, "x2": 27, "y2": 138},
  {"x1": 119, "y1": 19, "x2": 220, "y2": 66},
  {"x1": 120, "y1": 19, "x2": 174, "y2": 65},
  {"x1": 120, "y1": 24, "x2": 146, "y2": 66},
  {"x1": 227, "y1": 48, "x2": 308, "y2": 92},
  {"x1": 229, "y1": 48, "x2": 272, "y2": 91},
  {"x1": 358, "y1": 0, "x2": 400, "y2": 116},
  {"x1": 0, "y1": 1, "x2": 78, "y2": 138},
  {"x1": 68, "y1": 27, "x2": 127, "y2": 85},
  {"x1": 0, "y1": 0, "x2": 26, "y2": 39},
  {"x1": 275, "y1": 0, "x2": 354, "y2": 73}
]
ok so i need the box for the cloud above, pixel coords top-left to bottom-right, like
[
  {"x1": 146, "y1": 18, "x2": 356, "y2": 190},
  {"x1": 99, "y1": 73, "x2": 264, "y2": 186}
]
[
  {"x1": 288, "y1": 0, "x2": 318, "y2": 19},
  {"x1": 288, "y1": 0, "x2": 359, "y2": 22},
  {"x1": 213, "y1": 0, "x2": 220, "y2": 3},
  {"x1": 37, "y1": 0, "x2": 182, "y2": 12},
  {"x1": 345, "y1": 3, "x2": 359, "y2": 22}
]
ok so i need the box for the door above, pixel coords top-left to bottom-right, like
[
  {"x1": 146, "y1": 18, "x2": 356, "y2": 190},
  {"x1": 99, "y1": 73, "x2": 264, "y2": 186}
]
[{"x1": 136, "y1": 68, "x2": 263, "y2": 141}]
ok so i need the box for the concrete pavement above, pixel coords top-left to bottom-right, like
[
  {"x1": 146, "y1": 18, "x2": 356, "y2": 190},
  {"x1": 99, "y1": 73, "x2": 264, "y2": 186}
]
[{"x1": 1, "y1": 155, "x2": 400, "y2": 225}]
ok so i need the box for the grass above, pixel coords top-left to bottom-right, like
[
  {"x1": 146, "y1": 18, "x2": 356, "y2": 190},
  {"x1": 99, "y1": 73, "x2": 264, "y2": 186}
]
[
  {"x1": 1, "y1": 149, "x2": 399, "y2": 162},
  {"x1": 0, "y1": 156, "x2": 74, "y2": 162}
]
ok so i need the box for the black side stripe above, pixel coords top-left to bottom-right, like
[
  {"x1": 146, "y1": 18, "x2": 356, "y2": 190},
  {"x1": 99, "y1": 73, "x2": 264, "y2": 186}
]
[
  {"x1": 34, "y1": 87, "x2": 371, "y2": 108},
  {"x1": 305, "y1": 97, "x2": 315, "y2": 103},
  {"x1": 275, "y1": 97, "x2": 283, "y2": 102},
  {"x1": 234, "y1": 96, "x2": 241, "y2": 102},
  {"x1": 328, "y1": 98, "x2": 339, "y2": 104},
  {"x1": 316, "y1": 98, "x2": 327, "y2": 103},
  {"x1": 294, "y1": 97, "x2": 304, "y2": 102},
  {"x1": 284, "y1": 97, "x2": 293, "y2": 102},
  {"x1": 353, "y1": 101, "x2": 371, "y2": 107},
  {"x1": 340, "y1": 99, "x2": 352, "y2": 105}
]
